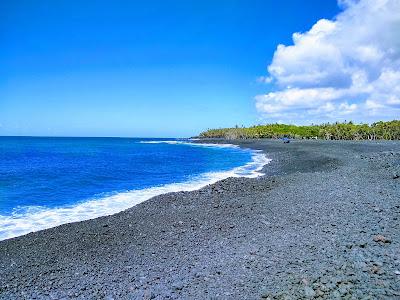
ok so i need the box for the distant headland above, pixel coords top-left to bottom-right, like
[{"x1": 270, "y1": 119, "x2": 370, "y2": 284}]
[{"x1": 199, "y1": 120, "x2": 400, "y2": 140}]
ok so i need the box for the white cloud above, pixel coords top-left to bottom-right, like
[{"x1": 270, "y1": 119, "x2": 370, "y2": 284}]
[
  {"x1": 256, "y1": 0, "x2": 400, "y2": 123},
  {"x1": 256, "y1": 76, "x2": 273, "y2": 84},
  {"x1": 255, "y1": 87, "x2": 345, "y2": 114},
  {"x1": 365, "y1": 99, "x2": 384, "y2": 110},
  {"x1": 338, "y1": 102, "x2": 358, "y2": 114}
]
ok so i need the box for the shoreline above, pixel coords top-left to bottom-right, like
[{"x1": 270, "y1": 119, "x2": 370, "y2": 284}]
[
  {"x1": 0, "y1": 141, "x2": 269, "y2": 241},
  {"x1": 1, "y1": 139, "x2": 400, "y2": 299}
]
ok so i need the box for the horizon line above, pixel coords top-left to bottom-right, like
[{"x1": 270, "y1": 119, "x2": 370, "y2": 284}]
[{"x1": 0, "y1": 135, "x2": 194, "y2": 139}]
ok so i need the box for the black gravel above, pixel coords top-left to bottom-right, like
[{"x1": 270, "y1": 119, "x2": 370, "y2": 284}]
[{"x1": 1, "y1": 140, "x2": 400, "y2": 299}]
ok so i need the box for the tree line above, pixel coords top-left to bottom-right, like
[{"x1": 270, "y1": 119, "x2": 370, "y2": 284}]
[{"x1": 198, "y1": 120, "x2": 400, "y2": 140}]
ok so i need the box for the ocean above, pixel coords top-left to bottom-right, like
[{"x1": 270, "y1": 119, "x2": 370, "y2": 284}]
[{"x1": 0, "y1": 137, "x2": 269, "y2": 240}]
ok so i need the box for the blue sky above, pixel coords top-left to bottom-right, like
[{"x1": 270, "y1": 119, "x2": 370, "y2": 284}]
[{"x1": 0, "y1": 0, "x2": 361, "y2": 137}]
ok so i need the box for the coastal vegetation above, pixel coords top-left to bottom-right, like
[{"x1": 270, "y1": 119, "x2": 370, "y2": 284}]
[{"x1": 199, "y1": 120, "x2": 400, "y2": 140}]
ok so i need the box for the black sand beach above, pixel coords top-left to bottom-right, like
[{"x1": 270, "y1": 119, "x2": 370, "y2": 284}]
[{"x1": 1, "y1": 140, "x2": 399, "y2": 299}]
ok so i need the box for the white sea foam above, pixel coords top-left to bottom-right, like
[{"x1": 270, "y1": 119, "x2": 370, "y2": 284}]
[
  {"x1": 0, "y1": 143, "x2": 271, "y2": 241},
  {"x1": 139, "y1": 140, "x2": 240, "y2": 148}
]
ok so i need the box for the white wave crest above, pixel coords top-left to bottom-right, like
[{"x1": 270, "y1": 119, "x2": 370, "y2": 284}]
[
  {"x1": 0, "y1": 143, "x2": 271, "y2": 241},
  {"x1": 139, "y1": 140, "x2": 239, "y2": 148}
]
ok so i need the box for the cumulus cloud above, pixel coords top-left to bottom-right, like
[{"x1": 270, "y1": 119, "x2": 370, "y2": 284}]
[{"x1": 256, "y1": 0, "x2": 400, "y2": 123}]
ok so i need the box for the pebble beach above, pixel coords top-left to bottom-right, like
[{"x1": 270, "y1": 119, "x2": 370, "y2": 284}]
[{"x1": 1, "y1": 139, "x2": 399, "y2": 299}]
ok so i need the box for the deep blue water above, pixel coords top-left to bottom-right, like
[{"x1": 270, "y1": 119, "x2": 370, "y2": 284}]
[
  {"x1": 0, "y1": 137, "x2": 268, "y2": 240},
  {"x1": 0, "y1": 137, "x2": 253, "y2": 214}
]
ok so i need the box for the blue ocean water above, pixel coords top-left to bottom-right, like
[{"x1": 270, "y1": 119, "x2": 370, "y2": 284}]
[{"x1": 0, "y1": 137, "x2": 269, "y2": 240}]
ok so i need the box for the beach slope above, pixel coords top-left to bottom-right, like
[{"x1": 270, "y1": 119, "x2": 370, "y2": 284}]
[{"x1": 1, "y1": 140, "x2": 399, "y2": 299}]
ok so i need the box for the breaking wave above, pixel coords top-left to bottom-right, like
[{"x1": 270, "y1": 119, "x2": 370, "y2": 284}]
[{"x1": 0, "y1": 142, "x2": 270, "y2": 241}]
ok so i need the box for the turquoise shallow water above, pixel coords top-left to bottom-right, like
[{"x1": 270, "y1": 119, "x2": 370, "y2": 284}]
[{"x1": 0, "y1": 137, "x2": 269, "y2": 240}]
